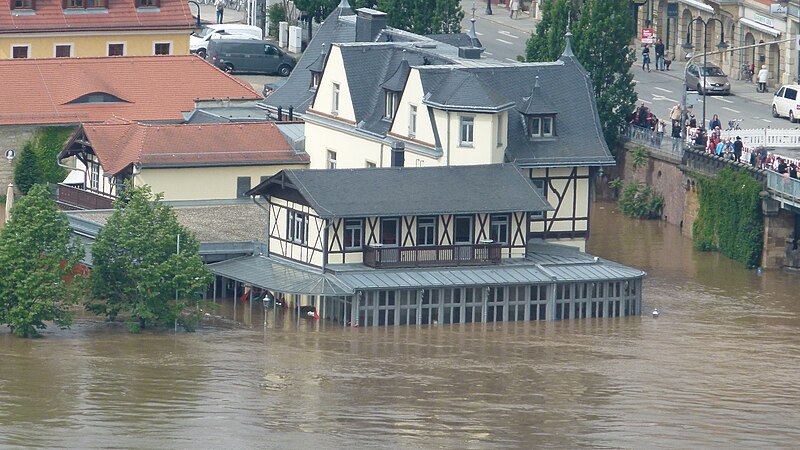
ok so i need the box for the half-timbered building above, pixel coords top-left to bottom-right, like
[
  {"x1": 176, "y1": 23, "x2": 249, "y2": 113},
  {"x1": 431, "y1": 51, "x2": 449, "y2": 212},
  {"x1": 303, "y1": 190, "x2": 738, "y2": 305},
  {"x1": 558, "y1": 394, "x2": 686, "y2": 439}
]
[
  {"x1": 298, "y1": 27, "x2": 614, "y2": 250},
  {"x1": 206, "y1": 164, "x2": 645, "y2": 327}
]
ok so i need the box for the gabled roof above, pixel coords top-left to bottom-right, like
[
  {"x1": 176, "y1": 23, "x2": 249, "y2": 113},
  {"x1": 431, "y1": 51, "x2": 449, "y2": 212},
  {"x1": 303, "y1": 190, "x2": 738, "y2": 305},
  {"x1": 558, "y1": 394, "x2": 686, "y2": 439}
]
[
  {"x1": 415, "y1": 60, "x2": 613, "y2": 167},
  {"x1": 0, "y1": 0, "x2": 194, "y2": 34},
  {"x1": 0, "y1": 56, "x2": 260, "y2": 126},
  {"x1": 423, "y1": 69, "x2": 515, "y2": 112},
  {"x1": 247, "y1": 164, "x2": 552, "y2": 218},
  {"x1": 63, "y1": 121, "x2": 308, "y2": 176},
  {"x1": 262, "y1": 0, "x2": 356, "y2": 113}
]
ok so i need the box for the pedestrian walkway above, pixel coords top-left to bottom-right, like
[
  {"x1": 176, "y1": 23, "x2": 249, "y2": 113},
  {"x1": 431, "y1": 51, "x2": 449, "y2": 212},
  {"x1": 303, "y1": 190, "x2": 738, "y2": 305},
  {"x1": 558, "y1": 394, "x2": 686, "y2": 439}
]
[
  {"x1": 194, "y1": 2, "x2": 247, "y2": 26},
  {"x1": 460, "y1": 0, "x2": 538, "y2": 35}
]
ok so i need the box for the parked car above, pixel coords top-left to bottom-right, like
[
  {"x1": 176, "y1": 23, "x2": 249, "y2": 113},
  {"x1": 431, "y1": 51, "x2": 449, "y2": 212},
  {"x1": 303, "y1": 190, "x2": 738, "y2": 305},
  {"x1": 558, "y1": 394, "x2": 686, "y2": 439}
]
[
  {"x1": 772, "y1": 84, "x2": 800, "y2": 122},
  {"x1": 190, "y1": 24, "x2": 262, "y2": 58},
  {"x1": 685, "y1": 62, "x2": 731, "y2": 95},
  {"x1": 206, "y1": 39, "x2": 295, "y2": 76}
]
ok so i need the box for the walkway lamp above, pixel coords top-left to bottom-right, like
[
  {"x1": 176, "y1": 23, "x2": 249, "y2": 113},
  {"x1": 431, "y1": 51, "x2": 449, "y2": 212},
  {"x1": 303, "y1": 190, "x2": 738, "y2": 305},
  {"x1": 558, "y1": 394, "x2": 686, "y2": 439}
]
[
  {"x1": 683, "y1": 17, "x2": 727, "y2": 130},
  {"x1": 189, "y1": 0, "x2": 202, "y2": 27}
]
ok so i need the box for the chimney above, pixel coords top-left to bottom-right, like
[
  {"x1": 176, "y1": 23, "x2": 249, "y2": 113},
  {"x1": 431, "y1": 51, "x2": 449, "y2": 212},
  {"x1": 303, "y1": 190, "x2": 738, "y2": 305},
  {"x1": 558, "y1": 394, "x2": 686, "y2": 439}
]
[
  {"x1": 391, "y1": 141, "x2": 405, "y2": 167},
  {"x1": 355, "y1": 8, "x2": 387, "y2": 42},
  {"x1": 458, "y1": 47, "x2": 483, "y2": 59}
]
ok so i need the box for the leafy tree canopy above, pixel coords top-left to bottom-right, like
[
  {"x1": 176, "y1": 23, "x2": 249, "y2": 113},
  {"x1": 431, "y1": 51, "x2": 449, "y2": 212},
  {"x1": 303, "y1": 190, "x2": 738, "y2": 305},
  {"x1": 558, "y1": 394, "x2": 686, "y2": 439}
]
[
  {"x1": 87, "y1": 184, "x2": 212, "y2": 332},
  {"x1": 524, "y1": 0, "x2": 637, "y2": 148},
  {"x1": 0, "y1": 184, "x2": 87, "y2": 337}
]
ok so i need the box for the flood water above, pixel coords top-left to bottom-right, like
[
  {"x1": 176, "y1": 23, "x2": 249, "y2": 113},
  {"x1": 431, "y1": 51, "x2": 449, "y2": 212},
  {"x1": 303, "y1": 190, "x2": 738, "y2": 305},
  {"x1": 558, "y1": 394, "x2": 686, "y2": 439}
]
[{"x1": 2, "y1": 202, "x2": 799, "y2": 448}]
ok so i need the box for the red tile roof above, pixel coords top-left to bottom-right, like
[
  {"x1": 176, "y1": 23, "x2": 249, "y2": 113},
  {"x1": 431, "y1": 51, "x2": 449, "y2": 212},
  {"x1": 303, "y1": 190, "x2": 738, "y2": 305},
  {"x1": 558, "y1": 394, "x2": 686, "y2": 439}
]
[
  {"x1": 0, "y1": 55, "x2": 261, "y2": 125},
  {"x1": 1, "y1": 0, "x2": 194, "y2": 33},
  {"x1": 81, "y1": 121, "x2": 309, "y2": 175}
]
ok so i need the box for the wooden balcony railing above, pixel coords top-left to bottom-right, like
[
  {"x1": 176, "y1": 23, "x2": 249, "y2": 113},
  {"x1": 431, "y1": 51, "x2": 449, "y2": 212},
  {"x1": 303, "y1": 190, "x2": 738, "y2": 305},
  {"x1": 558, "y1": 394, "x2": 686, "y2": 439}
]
[
  {"x1": 362, "y1": 243, "x2": 502, "y2": 269},
  {"x1": 56, "y1": 184, "x2": 114, "y2": 210}
]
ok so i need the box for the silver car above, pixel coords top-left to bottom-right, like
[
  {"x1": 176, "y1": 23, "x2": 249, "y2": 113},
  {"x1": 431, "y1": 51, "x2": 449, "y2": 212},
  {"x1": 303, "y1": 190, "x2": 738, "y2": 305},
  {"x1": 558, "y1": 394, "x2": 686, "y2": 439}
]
[{"x1": 686, "y1": 63, "x2": 731, "y2": 95}]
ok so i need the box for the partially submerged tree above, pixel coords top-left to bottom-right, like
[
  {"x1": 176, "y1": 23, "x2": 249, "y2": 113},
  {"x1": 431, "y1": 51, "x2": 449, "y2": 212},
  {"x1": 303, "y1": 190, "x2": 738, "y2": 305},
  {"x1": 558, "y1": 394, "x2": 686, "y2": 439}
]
[
  {"x1": 87, "y1": 184, "x2": 212, "y2": 332},
  {"x1": 0, "y1": 184, "x2": 87, "y2": 337}
]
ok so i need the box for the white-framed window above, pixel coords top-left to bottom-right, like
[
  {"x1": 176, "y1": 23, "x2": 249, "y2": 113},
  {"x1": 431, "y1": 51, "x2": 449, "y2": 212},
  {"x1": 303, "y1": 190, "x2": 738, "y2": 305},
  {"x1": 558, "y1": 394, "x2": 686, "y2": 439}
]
[
  {"x1": 365, "y1": 160, "x2": 376, "y2": 168},
  {"x1": 409, "y1": 104, "x2": 417, "y2": 137},
  {"x1": 310, "y1": 72, "x2": 321, "y2": 90},
  {"x1": 327, "y1": 150, "x2": 337, "y2": 169},
  {"x1": 344, "y1": 219, "x2": 363, "y2": 250},
  {"x1": 153, "y1": 41, "x2": 171, "y2": 55},
  {"x1": 54, "y1": 44, "x2": 72, "y2": 58},
  {"x1": 384, "y1": 91, "x2": 398, "y2": 119},
  {"x1": 286, "y1": 210, "x2": 308, "y2": 244},
  {"x1": 107, "y1": 42, "x2": 125, "y2": 56},
  {"x1": 460, "y1": 116, "x2": 474, "y2": 146},
  {"x1": 331, "y1": 82, "x2": 340, "y2": 115},
  {"x1": 416, "y1": 216, "x2": 437, "y2": 246},
  {"x1": 530, "y1": 179, "x2": 546, "y2": 218},
  {"x1": 11, "y1": 45, "x2": 30, "y2": 59},
  {"x1": 489, "y1": 214, "x2": 509, "y2": 244},
  {"x1": 496, "y1": 113, "x2": 503, "y2": 147},
  {"x1": 380, "y1": 217, "x2": 400, "y2": 246},
  {"x1": 528, "y1": 116, "x2": 554, "y2": 137},
  {"x1": 89, "y1": 163, "x2": 100, "y2": 190}
]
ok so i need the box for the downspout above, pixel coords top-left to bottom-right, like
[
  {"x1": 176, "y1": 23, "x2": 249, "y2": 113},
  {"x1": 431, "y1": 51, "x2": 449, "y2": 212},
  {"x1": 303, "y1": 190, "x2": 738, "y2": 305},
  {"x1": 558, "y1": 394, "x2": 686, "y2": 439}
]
[
  {"x1": 251, "y1": 194, "x2": 270, "y2": 256},
  {"x1": 379, "y1": 143, "x2": 384, "y2": 167},
  {"x1": 446, "y1": 110, "x2": 451, "y2": 166}
]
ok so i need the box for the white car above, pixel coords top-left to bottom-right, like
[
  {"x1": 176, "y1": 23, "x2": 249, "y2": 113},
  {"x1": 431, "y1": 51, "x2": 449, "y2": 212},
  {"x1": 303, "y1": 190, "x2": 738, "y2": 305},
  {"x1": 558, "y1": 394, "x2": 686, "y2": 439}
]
[
  {"x1": 772, "y1": 84, "x2": 800, "y2": 122},
  {"x1": 190, "y1": 24, "x2": 263, "y2": 58}
]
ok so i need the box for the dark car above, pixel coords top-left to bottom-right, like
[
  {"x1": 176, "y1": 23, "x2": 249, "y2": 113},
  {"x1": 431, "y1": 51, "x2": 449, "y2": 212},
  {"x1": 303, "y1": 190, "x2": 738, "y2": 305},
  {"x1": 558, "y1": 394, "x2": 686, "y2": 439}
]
[{"x1": 206, "y1": 39, "x2": 295, "y2": 76}]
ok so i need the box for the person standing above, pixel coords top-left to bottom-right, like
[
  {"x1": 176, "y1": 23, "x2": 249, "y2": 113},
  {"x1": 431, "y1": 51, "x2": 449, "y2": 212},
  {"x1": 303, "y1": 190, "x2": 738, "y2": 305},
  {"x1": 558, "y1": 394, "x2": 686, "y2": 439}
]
[
  {"x1": 757, "y1": 65, "x2": 769, "y2": 92},
  {"x1": 509, "y1": 0, "x2": 520, "y2": 19},
  {"x1": 671, "y1": 120, "x2": 682, "y2": 152},
  {"x1": 709, "y1": 114, "x2": 721, "y2": 131},
  {"x1": 654, "y1": 39, "x2": 665, "y2": 71},
  {"x1": 215, "y1": 0, "x2": 224, "y2": 24},
  {"x1": 642, "y1": 45, "x2": 651, "y2": 72},
  {"x1": 733, "y1": 136, "x2": 743, "y2": 163}
]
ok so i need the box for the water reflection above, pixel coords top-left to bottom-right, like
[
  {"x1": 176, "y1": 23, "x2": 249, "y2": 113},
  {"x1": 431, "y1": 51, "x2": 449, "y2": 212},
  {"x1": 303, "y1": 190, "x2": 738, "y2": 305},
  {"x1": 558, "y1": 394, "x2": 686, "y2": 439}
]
[{"x1": 1, "y1": 202, "x2": 799, "y2": 448}]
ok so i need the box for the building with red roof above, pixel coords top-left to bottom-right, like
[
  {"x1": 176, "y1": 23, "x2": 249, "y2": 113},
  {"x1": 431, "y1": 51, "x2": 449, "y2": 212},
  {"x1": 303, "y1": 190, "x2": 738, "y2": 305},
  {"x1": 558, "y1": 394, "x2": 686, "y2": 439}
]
[{"x1": 0, "y1": 0, "x2": 195, "y2": 59}]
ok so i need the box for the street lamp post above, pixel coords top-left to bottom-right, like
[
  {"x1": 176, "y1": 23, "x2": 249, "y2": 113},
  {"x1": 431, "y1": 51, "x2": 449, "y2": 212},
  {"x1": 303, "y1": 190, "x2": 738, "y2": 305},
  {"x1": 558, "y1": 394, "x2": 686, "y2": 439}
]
[
  {"x1": 188, "y1": 0, "x2": 202, "y2": 27},
  {"x1": 682, "y1": 17, "x2": 727, "y2": 130}
]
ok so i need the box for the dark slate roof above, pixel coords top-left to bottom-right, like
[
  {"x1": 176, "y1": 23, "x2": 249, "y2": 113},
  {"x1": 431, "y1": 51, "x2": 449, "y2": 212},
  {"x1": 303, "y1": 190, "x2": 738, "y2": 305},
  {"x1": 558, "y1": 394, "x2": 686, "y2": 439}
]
[
  {"x1": 381, "y1": 59, "x2": 411, "y2": 92},
  {"x1": 517, "y1": 77, "x2": 558, "y2": 115},
  {"x1": 307, "y1": 49, "x2": 327, "y2": 73},
  {"x1": 338, "y1": 44, "x2": 452, "y2": 137},
  {"x1": 426, "y1": 33, "x2": 481, "y2": 48},
  {"x1": 418, "y1": 57, "x2": 614, "y2": 167},
  {"x1": 424, "y1": 70, "x2": 515, "y2": 112},
  {"x1": 262, "y1": 1, "x2": 356, "y2": 113},
  {"x1": 248, "y1": 164, "x2": 552, "y2": 218},
  {"x1": 184, "y1": 106, "x2": 270, "y2": 124}
]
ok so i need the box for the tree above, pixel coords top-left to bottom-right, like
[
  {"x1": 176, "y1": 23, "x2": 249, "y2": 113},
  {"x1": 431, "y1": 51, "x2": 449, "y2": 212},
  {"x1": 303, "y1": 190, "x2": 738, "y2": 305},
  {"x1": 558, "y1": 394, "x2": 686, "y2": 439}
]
[
  {"x1": 524, "y1": 0, "x2": 636, "y2": 148},
  {"x1": 377, "y1": 0, "x2": 462, "y2": 34},
  {"x1": 0, "y1": 184, "x2": 87, "y2": 337},
  {"x1": 87, "y1": 184, "x2": 212, "y2": 332},
  {"x1": 35, "y1": 127, "x2": 72, "y2": 185},
  {"x1": 14, "y1": 141, "x2": 39, "y2": 195}
]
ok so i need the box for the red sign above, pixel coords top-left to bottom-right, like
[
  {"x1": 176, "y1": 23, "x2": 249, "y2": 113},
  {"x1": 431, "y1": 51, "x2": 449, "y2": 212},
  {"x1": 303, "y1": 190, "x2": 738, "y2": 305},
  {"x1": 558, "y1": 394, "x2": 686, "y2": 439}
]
[{"x1": 641, "y1": 28, "x2": 655, "y2": 44}]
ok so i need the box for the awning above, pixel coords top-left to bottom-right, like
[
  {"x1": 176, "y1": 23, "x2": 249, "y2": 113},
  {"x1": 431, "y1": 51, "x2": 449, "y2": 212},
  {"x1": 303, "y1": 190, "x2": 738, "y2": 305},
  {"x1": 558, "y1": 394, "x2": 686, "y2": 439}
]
[
  {"x1": 739, "y1": 17, "x2": 781, "y2": 37},
  {"x1": 678, "y1": 0, "x2": 714, "y2": 14},
  {"x1": 207, "y1": 255, "x2": 354, "y2": 296}
]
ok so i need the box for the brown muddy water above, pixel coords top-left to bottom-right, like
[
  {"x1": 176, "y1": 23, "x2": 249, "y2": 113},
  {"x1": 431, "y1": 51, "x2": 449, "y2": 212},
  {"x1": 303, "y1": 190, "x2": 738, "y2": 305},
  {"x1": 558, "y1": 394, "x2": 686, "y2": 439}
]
[{"x1": 1, "y1": 202, "x2": 799, "y2": 448}]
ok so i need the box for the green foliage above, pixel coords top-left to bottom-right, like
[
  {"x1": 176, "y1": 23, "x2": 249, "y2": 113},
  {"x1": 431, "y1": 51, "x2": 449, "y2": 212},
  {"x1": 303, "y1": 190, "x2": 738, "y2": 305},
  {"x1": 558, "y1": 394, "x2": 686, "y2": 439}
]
[
  {"x1": 0, "y1": 184, "x2": 87, "y2": 337},
  {"x1": 267, "y1": 3, "x2": 287, "y2": 37},
  {"x1": 14, "y1": 142, "x2": 39, "y2": 195},
  {"x1": 628, "y1": 145, "x2": 649, "y2": 171},
  {"x1": 617, "y1": 182, "x2": 664, "y2": 219},
  {"x1": 524, "y1": 0, "x2": 636, "y2": 148},
  {"x1": 35, "y1": 127, "x2": 72, "y2": 185},
  {"x1": 692, "y1": 168, "x2": 763, "y2": 268},
  {"x1": 13, "y1": 127, "x2": 72, "y2": 194},
  {"x1": 87, "y1": 184, "x2": 212, "y2": 331},
  {"x1": 608, "y1": 177, "x2": 623, "y2": 191},
  {"x1": 377, "y1": 0, "x2": 463, "y2": 34}
]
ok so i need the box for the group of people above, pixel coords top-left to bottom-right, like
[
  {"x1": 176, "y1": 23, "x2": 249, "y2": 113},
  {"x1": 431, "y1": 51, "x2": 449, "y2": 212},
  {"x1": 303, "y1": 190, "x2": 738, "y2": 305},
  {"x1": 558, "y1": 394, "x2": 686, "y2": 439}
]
[
  {"x1": 642, "y1": 39, "x2": 672, "y2": 72},
  {"x1": 629, "y1": 103, "x2": 667, "y2": 146}
]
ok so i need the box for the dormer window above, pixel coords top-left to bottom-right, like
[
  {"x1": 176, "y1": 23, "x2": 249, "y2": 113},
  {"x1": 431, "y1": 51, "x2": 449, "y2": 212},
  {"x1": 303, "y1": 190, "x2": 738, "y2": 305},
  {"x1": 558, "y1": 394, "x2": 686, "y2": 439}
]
[
  {"x1": 527, "y1": 115, "x2": 554, "y2": 138},
  {"x1": 384, "y1": 90, "x2": 399, "y2": 120},
  {"x1": 13, "y1": 0, "x2": 34, "y2": 9},
  {"x1": 310, "y1": 72, "x2": 321, "y2": 90}
]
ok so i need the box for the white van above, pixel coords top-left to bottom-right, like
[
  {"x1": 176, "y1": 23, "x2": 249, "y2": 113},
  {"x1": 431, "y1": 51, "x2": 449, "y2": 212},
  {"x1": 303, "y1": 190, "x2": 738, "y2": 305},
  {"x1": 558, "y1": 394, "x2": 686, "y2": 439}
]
[
  {"x1": 190, "y1": 24, "x2": 262, "y2": 58},
  {"x1": 772, "y1": 84, "x2": 800, "y2": 122}
]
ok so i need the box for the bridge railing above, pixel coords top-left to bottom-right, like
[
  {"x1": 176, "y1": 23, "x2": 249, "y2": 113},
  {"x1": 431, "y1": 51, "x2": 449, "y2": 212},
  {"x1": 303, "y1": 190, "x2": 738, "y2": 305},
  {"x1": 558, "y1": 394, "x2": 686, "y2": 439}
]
[
  {"x1": 767, "y1": 170, "x2": 800, "y2": 200},
  {"x1": 623, "y1": 124, "x2": 683, "y2": 156},
  {"x1": 720, "y1": 128, "x2": 800, "y2": 149}
]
